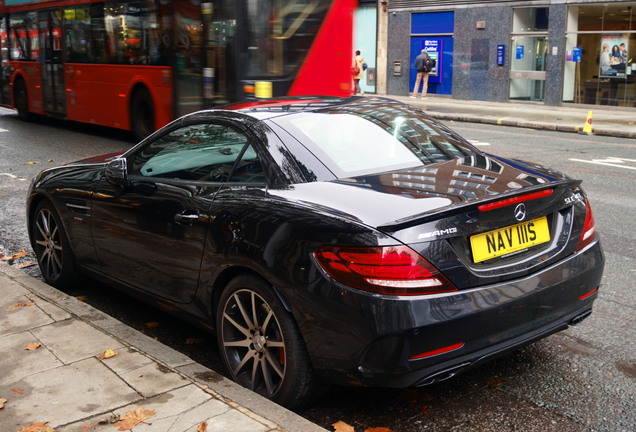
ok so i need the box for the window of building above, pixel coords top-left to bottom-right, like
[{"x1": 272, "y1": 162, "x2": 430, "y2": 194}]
[
  {"x1": 509, "y1": 7, "x2": 549, "y2": 102},
  {"x1": 563, "y1": 3, "x2": 635, "y2": 107}
]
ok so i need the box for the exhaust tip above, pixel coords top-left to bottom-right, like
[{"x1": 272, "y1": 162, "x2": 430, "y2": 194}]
[{"x1": 570, "y1": 309, "x2": 593, "y2": 326}]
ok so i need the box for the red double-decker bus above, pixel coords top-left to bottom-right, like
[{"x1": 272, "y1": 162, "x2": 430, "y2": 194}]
[{"x1": 0, "y1": 0, "x2": 354, "y2": 139}]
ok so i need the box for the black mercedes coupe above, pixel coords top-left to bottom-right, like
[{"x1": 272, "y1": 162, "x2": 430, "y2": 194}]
[{"x1": 26, "y1": 97, "x2": 604, "y2": 407}]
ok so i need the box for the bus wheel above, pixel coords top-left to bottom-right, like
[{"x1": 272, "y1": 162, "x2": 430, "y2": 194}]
[
  {"x1": 130, "y1": 87, "x2": 155, "y2": 141},
  {"x1": 14, "y1": 79, "x2": 30, "y2": 120}
]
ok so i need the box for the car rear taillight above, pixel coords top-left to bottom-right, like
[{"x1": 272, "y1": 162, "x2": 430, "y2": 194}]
[
  {"x1": 576, "y1": 199, "x2": 597, "y2": 251},
  {"x1": 314, "y1": 245, "x2": 457, "y2": 296}
]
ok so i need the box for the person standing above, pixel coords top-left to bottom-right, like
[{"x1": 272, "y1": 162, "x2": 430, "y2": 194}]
[
  {"x1": 353, "y1": 50, "x2": 365, "y2": 95},
  {"x1": 411, "y1": 49, "x2": 430, "y2": 99}
]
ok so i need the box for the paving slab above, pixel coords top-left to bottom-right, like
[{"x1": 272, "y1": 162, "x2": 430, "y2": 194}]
[
  {"x1": 0, "y1": 330, "x2": 63, "y2": 385},
  {"x1": 30, "y1": 319, "x2": 125, "y2": 364},
  {"x1": 0, "y1": 298, "x2": 55, "y2": 335},
  {"x1": 0, "y1": 358, "x2": 140, "y2": 431}
]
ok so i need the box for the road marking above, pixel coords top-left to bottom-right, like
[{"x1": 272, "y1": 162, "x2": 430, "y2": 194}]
[
  {"x1": 468, "y1": 140, "x2": 491, "y2": 146},
  {"x1": 0, "y1": 173, "x2": 27, "y2": 180},
  {"x1": 569, "y1": 157, "x2": 636, "y2": 170}
]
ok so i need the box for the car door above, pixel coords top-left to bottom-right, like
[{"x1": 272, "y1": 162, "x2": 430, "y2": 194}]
[{"x1": 90, "y1": 121, "x2": 254, "y2": 303}]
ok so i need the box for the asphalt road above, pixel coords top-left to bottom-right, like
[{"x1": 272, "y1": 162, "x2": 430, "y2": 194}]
[{"x1": 0, "y1": 110, "x2": 634, "y2": 432}]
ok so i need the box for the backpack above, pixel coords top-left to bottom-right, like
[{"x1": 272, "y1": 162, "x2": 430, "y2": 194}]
[{"x1": 422, "y1": 56, "x2": 435, "y2": 73}]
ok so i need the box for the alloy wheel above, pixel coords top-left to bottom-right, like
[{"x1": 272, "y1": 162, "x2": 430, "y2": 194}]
[
  {"x1": 220, "y1": 289, "x2": 286, "y2": 398},
  {"x1": 33, "y1": 207, "x2": 64, "y2": 281}
]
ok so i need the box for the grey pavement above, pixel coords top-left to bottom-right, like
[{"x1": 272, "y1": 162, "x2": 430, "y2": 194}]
[
  {"x1": 387, "y1": 95, "x2": 636, "y2": 139},
  {"x1": 0, "y1": 262, "x2": 326, "y2": 432}
]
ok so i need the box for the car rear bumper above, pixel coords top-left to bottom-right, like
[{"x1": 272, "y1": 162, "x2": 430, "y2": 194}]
[{"x1": 308, "y1": 240, "x2": 604, "y2": 387}]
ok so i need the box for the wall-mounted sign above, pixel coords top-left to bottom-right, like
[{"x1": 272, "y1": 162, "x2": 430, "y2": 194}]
[{"x1": 497, "y1": 44, "x2": 505, "y2": 66}]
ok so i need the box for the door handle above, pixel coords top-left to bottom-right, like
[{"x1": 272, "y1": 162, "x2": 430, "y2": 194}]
[{"x1": 174, "y1": 211, "x2": 200, "y2": 226}]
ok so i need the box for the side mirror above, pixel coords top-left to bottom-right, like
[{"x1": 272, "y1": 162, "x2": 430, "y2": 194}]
[{"x1": 105, "y1": 158, "x2": 129, "y2": 187}]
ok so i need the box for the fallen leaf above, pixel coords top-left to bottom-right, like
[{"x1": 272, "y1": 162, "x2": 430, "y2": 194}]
[
  {"x1": 197, "y1": 422, "x2": 208, "y2": 432},
  {"x1": 365, "y1": 428, "x2": 396, "y2": 432},
  {"x1": 185, "y1": 338, "x2": 204, "y2": 345},
  {"x1": 25, "y1": 342, "x2": 42, "y2": 350},
  {"x1": 48, "y1": 159, "x2": 54, "y2": 162},
  {"x1": 81, "y1": 423, "x2": 96, "y2": 432},
  {"x1": 486, "y1": 377, "x2": 507, "y2": 389},
  {"x1": 1, "y1": 249, "x2": 29, "y2": 261},
  {"x1": 97, "y1": 349, "x2": 119, "y2": 361},
  {"x1": 24, "y1": 161, "x2": 40, "y2": 165},
  {"x1": 145, "y1": 322, "x2": 160, "y2": 328},
  {"x1": 17, "y1": 421, "x2": 57, "y2": 432},
  {"x1": 332, "y1": 420, "x2": 355, "y2": 432},
  {"x1": 0, "y1": 397, "x2": 7, "y2": 408},
  {"x1": 75, "y1": 296, "x2": 88, "y2": 302},
  {"x1": 6, "y1": 300, "x2": 35, "y2": 311},
  {"x1": 17, "y1": 261, "x2": 37, "y2": 269},
  {"x1": 11, "y1": 388, "x2": 24, "y2": 394},
  {"x1": 114, "y1": 408, "x2": 155, "y2": 431}
]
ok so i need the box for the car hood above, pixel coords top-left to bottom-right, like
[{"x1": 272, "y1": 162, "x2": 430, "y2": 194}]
[
  {"x1": 70, "y1": 152, "x2": 125, "y2": 165},
  {"x1": 268, "y1": 154, "x2": 572, "y2": 230}
]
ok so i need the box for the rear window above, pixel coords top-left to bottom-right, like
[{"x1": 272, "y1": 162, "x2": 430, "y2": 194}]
[{"x1": 272, "y1": 102, "x2": 477, "y2": 178}]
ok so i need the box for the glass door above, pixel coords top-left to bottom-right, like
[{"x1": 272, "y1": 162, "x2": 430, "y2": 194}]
[
  {"x1": 509, "y1": 35, "x2": 547, "y2": 101},
  {"x1": 39, "y1": 9, "x2": 65, "y2": 115},
  {"x1": 509, "y1": 7, "x2": 549, "y2": 102}
]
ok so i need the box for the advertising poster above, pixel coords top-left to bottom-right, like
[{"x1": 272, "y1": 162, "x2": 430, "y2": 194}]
[{"x1": 599, "y1": 34, "x2": 629, "y2": 77}]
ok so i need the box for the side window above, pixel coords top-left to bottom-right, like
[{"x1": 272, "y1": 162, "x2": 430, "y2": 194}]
[
  {"x1": 227, "y1": 143, "x2": 266, "y2": 183},
  {"x1": 129, "y1": 123, "x2": 252, "y2": 182}
]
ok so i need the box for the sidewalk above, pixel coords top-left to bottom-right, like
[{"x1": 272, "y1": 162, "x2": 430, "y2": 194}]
[
  {"x1": 387, "y1": 95, "x2": 636, "y2": 139},
  {"x1": 0, "y1": 262, "x2": 326, "y2": 432}
]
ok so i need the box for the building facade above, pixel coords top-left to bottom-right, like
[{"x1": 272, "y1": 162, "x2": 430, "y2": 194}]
[{"x1": 382, "y1": 0, "x2": 636, "y2": 108}]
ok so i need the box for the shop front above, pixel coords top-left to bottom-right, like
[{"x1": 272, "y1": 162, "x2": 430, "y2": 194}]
[
  {"x1": 563, "y1": 2, "x2": 635, "y2": 107},
  {"x1": 384, "y1": 0, "x2": 636, "y2": 111}
]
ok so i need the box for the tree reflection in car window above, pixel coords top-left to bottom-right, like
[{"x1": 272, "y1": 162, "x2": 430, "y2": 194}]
[{"x1": 129, "y1": 123, "x2": 263, "y2": 183}]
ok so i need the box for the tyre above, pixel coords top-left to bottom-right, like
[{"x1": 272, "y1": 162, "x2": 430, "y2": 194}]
[
  {"x1": 14, "y1": 79, "x2": 30, "y2": 120},
  {"x1": 217, "y1": 275, "x2": 320, "y2": 407},
  {"x1": 130, "y1": 87, "x2": 155, "y2": 141},
  {"x1": 31, "y1": 201, "x2": 77, "y2": 288}
]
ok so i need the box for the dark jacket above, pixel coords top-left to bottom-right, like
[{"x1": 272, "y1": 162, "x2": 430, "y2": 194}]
[{"x1": 414, "y1": 52, "x2": 430, "y2": 73}]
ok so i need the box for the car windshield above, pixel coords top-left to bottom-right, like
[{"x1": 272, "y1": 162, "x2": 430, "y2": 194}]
[{"x1": 271, "y1": 100, "x2": 477, "y2": 178}]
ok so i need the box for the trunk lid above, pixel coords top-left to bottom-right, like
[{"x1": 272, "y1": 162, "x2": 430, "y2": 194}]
[{"x1": 271, "y1": 154, "x2": 587, "y2": 288}]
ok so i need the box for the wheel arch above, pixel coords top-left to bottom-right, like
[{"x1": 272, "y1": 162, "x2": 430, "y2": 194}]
[
  {"x1": 27, "y1": 193, "x2": 73, "y2": 253},
  {"x1": 11, "y1": 73, "x2": 28, "y2": 109},
  {"x1": 211, "y1": 266, "x2": 292, "y2": 311},
  {"x1": 27, "y1": 193, "x2": 55, "y2": 246},
  {"x1": 128, "y1": 79, "x2": 158, "y2": 139}
]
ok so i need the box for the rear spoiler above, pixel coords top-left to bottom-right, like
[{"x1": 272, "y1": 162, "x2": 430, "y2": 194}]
[{"x1": 377, "y1": 180, "x2": 582, "y2": 232}]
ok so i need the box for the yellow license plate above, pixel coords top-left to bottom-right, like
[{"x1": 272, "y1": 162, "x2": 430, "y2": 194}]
[{"x1": 470, "y1": 217, "x2": 550, "y2": 263}]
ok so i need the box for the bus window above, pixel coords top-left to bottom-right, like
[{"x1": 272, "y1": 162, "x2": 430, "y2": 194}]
[
  {"x1": 62, "y1": 2, "x2": 166, "y2": 66},
  {"x1": 243, "y1": 1, "x2": 328, "y2": 78},
  {"x1": 0, "y1": 17, "x2": 10, "y2": 105},
  {"x1": 10, "y1": 12, "x2": 38, "y2": 61},
  {"x1": 64, "y1": 7, "x2": 90, "y2": 62},
  {"x1": 174, "y1": 0, "x2": 204, "y2": 116}
]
